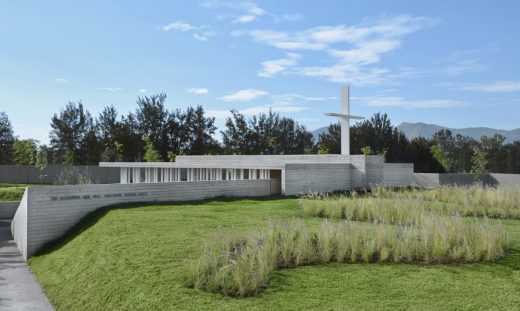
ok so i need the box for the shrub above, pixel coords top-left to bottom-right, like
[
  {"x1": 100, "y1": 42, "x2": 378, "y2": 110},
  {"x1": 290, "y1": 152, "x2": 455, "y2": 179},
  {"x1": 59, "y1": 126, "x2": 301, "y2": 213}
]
[{"x1": 54, "y1": 166, "x2": 92, "y2": 185}]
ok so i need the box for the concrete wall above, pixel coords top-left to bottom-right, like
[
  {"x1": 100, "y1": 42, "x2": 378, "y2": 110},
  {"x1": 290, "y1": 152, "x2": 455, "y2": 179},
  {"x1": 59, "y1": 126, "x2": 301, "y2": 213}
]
[
  {"x1": 413, "y1": 173, "x2": 440, "y2": 187},
  {"x1": 0, "y1": 201, "x2": 19, "y2": 218},
  {"x1": 365, "y1": 156, "x2": 385, "y2": 187},
  {"x1": 0, "y1": 165, "x2": 120, "y2": 184},
  {"x1": 284, "y1": 163, "x2": 351, "y2": 195},
  {"x1": 348, "y1": 156, "x2": 367, "y2": 189},
  {"x1": 489, "y1": 174, "x2": 520, "y2": 186},
  {"x1": 384, "y1": 163, "x2": 414, "y2": 187},
  {"x1": 175, "y1": 154, "x2": 353, "y2": 169},
  {"x1": 413, "y1": 173, "x2": 520, "y2": 187},
  {"x1": 11, "y1": 188, "x2": 28, "y2": 258},
  {"x1": 11, "y1": 179, "x2": 276, "y2": 259}
]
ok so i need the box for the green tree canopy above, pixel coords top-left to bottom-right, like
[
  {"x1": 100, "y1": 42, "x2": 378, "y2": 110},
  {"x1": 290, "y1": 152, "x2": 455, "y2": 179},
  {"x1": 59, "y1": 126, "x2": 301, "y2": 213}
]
[
  {"x1": 222, "y1": 109, "x2": 313, "y2": 155},
  {"x1": 49, "y1": 101, "x2": 100, "y2": 164},
  {"x1": 12, "y1": 139, "x2": 38, "y2": 165},
  {"x1": 0, "y1": 112, "x2": 15, "y2": 164}
]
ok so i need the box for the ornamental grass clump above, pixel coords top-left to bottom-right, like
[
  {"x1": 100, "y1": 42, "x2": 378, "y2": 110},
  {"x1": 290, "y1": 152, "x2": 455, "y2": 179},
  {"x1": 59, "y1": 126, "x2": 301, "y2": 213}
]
[
  {"x1": 300, "y1": 195, "x2": 426, "y2": 225},
  {"x1": 302, "y1": 185, "x2": 520, "y2": 221},
  {"x1": 189, "y1": 216, "x2": 506, "y2": 297},
  {"x1": 371, "y1": 185, "x2": 520, "y2": 219}
]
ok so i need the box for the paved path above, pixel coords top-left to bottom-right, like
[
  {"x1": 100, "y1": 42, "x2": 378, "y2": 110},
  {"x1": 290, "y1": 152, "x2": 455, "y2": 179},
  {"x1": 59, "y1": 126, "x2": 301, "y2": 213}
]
[{"x1": 0, "y1": 218, "x2": 54, "y2": 311}]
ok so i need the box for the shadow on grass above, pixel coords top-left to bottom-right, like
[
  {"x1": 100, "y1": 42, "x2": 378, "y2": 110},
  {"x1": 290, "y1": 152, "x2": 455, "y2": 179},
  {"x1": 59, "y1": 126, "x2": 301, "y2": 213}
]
[{"x1": 32, "y1": 195, "x2": 290, "y2": 258}]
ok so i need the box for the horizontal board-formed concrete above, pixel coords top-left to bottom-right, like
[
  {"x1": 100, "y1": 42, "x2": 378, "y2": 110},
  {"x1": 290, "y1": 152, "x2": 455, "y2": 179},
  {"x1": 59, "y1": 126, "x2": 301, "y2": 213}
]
[
  {"x1": 0, "y1": 165, "x2": 120, "y2": 184},
  {"x1": 384, "y1": 163, "x2": 414, "y2": 187},
  {"x1": 413, "y1": 173, "x2": 520, "y2": 187},
  {"x1": 0, "y1": 201, "x2": 20, "y2": 218},
  {"x1": 365, "y1": 157, "x2": 385, "y2": 187},
  {"x1": 490, "y1": 173, "x2": 520, "y2": 186},
  {"x1": 176, "y1": 154, "x2": 354, "y2": 169},
  {"x1": 413, "y1": 173, "x2": 440, "y2": 187},
  {"x1": 11, "y1": 189, "x2": 28, "y2": 259},
  {"x1": 12, "y1": 180, "x2": 275, "y2": 259},
  {"x1": 284, "y1": 163, "x2": 351, "y2": 195}
]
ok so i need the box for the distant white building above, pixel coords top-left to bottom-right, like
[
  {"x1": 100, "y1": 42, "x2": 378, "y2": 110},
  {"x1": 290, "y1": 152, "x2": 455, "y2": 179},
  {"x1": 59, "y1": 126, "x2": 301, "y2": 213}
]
[{"x1": 100, "y1": 86, "x2": 414, "y2": 195}]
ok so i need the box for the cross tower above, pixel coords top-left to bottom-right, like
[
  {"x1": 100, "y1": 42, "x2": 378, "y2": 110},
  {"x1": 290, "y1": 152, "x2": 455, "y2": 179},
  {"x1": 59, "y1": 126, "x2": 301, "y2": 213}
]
[{"x1": 325, "y1": 85, "x2": 364, "y2": 155}]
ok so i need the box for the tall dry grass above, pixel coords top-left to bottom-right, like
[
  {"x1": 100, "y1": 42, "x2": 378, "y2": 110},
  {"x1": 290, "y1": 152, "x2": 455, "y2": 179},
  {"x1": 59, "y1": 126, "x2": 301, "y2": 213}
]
[
  {"x1": 372, "y1": 185, "x2": 520, "y2": 219},
  {"x1": 189, "y1": 216, "x2": 506, "y2": 297},
  {"x1": 301, "y1": 185, "x2": 520, "y2": 220}
]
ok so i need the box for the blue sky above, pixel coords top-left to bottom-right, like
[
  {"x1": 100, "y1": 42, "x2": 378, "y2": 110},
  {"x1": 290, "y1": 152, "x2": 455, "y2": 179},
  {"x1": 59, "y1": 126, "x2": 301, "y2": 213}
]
[{"x1": 1, "y1": 0, "x2": 520, "y2": 144}]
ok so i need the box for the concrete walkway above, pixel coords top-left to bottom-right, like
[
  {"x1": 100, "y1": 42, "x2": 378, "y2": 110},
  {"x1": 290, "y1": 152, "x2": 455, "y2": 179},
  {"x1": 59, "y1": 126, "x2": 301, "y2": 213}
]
[{"x1": 0, "y1": 218, "x2": 53, "y2": 311}]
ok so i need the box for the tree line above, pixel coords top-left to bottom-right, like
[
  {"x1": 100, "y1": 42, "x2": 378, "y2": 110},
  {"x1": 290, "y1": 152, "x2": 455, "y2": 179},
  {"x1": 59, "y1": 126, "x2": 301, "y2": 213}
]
[{"x1": 1, "y1": 93, "x2": 519, "y2": 173}]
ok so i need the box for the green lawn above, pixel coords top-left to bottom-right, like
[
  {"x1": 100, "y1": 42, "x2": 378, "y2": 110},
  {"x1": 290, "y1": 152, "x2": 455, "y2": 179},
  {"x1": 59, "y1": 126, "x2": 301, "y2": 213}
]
[
  {"x1": 0, "y1": 183, "x2": 29, "y2": 201},
  {"x1": 29, "y1": 198, "x2": 520, "y2": 311}
]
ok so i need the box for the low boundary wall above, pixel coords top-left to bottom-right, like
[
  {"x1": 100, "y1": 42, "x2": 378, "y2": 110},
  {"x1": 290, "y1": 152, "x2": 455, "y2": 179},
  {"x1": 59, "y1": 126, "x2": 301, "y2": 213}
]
[
  {"x1": 0, "y1": 165, "x2": 120, "y2": 184},
  {"x1": 11, "y1": 179, "x2": 276, "y2": 259},
  {"x1": 413, "y1": 173, "x2": 520, "y2": 187},
  {"x1": 0, "y1": 201, "x2": 19, "y2": 218},
  {"x1": 384, "y1": 163, "x2": 414, "y2": 187},
  {"x1": 284, "y1": 163, "x2": 351, "y2": 195}
]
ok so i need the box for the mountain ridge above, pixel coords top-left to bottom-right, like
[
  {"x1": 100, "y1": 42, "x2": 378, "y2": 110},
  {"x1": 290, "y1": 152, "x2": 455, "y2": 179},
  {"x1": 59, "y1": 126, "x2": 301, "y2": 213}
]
[{"x1": 311, "y1": 122, "x2": 520, "y2": 143}]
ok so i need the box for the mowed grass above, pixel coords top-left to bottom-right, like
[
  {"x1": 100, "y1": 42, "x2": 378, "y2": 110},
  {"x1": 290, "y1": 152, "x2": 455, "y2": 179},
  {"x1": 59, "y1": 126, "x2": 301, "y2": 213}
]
[
  {"x1": 29, "y1": 198, "x2": 520, "y2": 310},
  {"x1": 0, "y1": 183, "x2": 28, "y2": 201}
]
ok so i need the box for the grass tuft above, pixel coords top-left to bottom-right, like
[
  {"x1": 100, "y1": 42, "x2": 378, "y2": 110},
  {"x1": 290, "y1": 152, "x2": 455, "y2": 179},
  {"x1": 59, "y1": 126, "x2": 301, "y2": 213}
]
[{"x1": 189, "y1": 216, "x2": 506, "y2": 297}]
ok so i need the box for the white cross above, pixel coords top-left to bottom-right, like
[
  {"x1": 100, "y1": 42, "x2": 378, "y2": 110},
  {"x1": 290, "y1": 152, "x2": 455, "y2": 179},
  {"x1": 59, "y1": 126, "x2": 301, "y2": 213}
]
[{"x1": 324, "y1": 85, "x2": 364, "y2": 155}]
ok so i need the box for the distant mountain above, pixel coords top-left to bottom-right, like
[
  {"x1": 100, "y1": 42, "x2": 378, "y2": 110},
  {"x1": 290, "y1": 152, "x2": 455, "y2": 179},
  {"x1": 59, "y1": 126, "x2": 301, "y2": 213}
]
[
  {"x1": 396, "y1": 122, "x2": 520, "y2": 143},
  {"x1": 311, "y1": 122, "x2": 520, "y2": 143},
  {"x1": 310, "y1": 126, "x2": 329, "y2": 142}
]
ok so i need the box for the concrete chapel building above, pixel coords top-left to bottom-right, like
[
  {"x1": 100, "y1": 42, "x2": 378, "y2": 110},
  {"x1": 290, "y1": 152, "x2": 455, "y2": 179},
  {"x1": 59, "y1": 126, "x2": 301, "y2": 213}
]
[
  {"x1": 100, "y1": 86, "x2": 414, "y2": 195},
  {"x1": 11, "y1": 86, "x2": 415, "y2": 260}
]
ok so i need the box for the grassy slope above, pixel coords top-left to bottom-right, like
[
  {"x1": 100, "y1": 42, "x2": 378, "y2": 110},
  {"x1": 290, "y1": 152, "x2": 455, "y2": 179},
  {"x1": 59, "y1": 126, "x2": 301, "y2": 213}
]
[{"x1": 29, "y1": 198, "x2": 520, "y2": 311}]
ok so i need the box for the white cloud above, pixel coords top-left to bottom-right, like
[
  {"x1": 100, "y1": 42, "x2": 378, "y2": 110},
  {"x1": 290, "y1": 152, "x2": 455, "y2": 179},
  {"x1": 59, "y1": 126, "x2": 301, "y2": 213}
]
[
  {"x1": 55, "y1": 78, "x2": 67, "y2": 83},
  {"x1": 272, "y1": 93, "x2": 336, "y2": 102},
  {"x1": 99, "y1": 87, "x2": 122, "y2": 92},
  {"x1": 454, "y1": 81, "x2": 520, "y2": 93},
  {"x1": 161, "y1": 21, "x2": 218, "y2": 41},
  {"x1": 193, "y1": 34, "x2": 208, "y2": 41},
  {"x1": 161, "y1": 21, "x2": 196, "y2": 31},
  {"x1": 258, "y1": 53, "x2": 300, "y2": 77},
  {"x1": 193, "y1": 31, "x2": 217, "y2": 41},
  {"x1": 247, "y1": 16, "x2": 438, "y2": 51},
  {"x1": 440, "y1": 59, "x2": 487, "y2": 76},
  {"x1": 208, "y1": 104, "x2": 307, "y2": 119},
  {"x1": 186, "y1": 87, "x2": 209, "y2": 95},
  {"x1": 139, "y1": 89, "x2": 147, "y2": 93},
  {"x1": 245, "y1": 15, "x2": 439, "y2": 85},
  {"x1": 218, "y1": 89, "x2": 269, "y2": 102},
  {"x1": 276, "y1": 13, "x2": 304, "y2": 22},
  {"x1": 201, "y1": 0, "x2": 299, "y2": 24},
  {"x1": 358, "y1": 96, "x2": 462, "y2": 108},
  {"x1": 233, "y1": 15, "x2": 257, "y2": 23}
]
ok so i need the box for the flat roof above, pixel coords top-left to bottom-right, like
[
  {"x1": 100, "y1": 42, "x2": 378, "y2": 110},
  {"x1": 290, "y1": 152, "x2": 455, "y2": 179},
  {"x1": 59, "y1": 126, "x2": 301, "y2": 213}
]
[
  {"x1": 99, "y1": 155, "x2": 383, "y2": 170},
  {"x1": 99, "y1": 162, "x2": 285, "y2": 169}
]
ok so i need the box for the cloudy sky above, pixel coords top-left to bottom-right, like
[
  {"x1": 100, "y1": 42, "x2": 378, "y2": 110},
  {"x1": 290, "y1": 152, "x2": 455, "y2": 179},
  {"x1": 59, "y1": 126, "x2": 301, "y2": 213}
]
[{"x1": 1, "y1": 0, "x2": 519, "y2": 143}]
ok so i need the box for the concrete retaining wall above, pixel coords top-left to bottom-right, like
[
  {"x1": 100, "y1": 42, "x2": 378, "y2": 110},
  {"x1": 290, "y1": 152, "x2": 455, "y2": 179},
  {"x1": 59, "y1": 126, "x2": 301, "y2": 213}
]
[
  {"x1": 0, "y1": 201, "x2": 20, "y2": 218},
  {"x1": 284, "y1": 163, "x2": 351, "y2": 195},
  {"x1": 11, "y1": 188, "x2": 28, "y2": 259},
  {"x1": 413, "y1": 173, "x2": 440, "y2": 187},
  {"x1": 349, "y1": 156, "x2": 367, "y2": 189},
  {"x1": 413, "y1": 173, "x2": 520, "y2": 187},
  {"x1": 11, "y1": 179, "x2": 276, "y2": 259},
  {"x1": 489, "y1": 174, "x2": 520, "y2": 186},
  {"x1": 384, "y1": 163, "x2": 414, "y2": 187},
  {"x1": 365, "y1": 157, "x2": 385, "y2": 187},
  {"x1": 0, "y1": 165, "x2": 120, "y2": 184}
]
